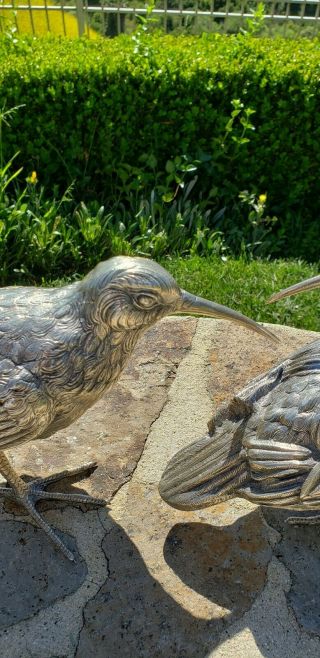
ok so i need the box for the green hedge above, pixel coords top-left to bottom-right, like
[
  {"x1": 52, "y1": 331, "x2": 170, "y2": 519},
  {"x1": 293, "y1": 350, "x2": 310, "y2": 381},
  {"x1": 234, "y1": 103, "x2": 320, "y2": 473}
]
[{"x1": 1, "y1": 33, "x2": 320, "y2": 259}]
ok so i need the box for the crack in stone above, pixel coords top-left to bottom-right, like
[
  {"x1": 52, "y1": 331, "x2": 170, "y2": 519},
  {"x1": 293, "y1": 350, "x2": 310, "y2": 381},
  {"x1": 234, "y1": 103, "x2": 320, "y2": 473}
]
[
  {"x1": 278, "y1": 551, "x2": 320, "y2": 640},
  {"x1": 107, "y1": 323, "x2": 199, "y2": 506},
  {"x1": 72, "y1": 325, "x2": 204, "y2": 657},
  {"x1": 73, "y1": 512, "x2": 111, "y2": 658},
  {"x1": 0, "y1": 518, "x2": 89, "y2": 635},
  {"x1": 107, "y1": 401, "x2": 165, "y2": 505},
  {"x1": 258, "y1": 511, "x2": 304, "y2": 635},
  {"x1": 261, "y1": 516, "x2": 301, "y2": 635},
  {"x1": 261, "y1": 508, "x2": 320, "y2": 640},
  {"x1": 73, "y1": 606, "x2": 86, "y2": 658}
]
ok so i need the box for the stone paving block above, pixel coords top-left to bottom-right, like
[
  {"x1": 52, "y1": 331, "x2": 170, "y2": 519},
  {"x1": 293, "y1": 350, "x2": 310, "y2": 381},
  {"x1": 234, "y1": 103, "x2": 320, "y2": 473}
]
[
  {"x1": 0, "y1": 520, "x2": 86, "y2": 628},
  {"x1": 0, "y1": 317, "x2": 319, "y2": 658},
  {"x1": 77, "y1": 489, "x2": 272, "y2": 658}
]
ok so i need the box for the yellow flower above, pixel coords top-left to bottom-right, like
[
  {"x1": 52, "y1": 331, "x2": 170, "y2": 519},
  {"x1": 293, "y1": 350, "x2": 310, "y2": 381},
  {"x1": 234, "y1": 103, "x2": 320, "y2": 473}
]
[
  {"x1": 258, "y1": 193, "x2": 267, "y2": 204},
  {"x1": 27, "y1": 171, "x2": 38, "y2": 184}
]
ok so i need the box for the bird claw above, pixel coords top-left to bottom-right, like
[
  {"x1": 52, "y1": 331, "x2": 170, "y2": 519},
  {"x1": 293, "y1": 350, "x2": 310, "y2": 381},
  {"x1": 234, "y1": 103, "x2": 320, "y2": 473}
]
[
  {"x1": 30, "y1": 461, "x2": 99, "y2": 487},
  {"x1": 0, "y1": 461, "x2": 105, "y2": 561}
]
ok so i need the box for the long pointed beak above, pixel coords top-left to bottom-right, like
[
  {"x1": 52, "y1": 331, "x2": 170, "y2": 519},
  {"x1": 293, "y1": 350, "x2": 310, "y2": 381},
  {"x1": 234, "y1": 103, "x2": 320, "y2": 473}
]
[
  {"x1": 268, "y1": 274, "x2": 320, "y2": 304},
  {"x1": 177, "y1": 290, "x2": 278, "y2": 343}
]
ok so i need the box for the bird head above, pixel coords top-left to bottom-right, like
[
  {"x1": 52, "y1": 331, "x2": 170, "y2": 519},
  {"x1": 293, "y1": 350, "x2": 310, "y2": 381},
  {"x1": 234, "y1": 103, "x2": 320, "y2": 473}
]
[
  {"x1": 81, "y1": 256, "x2": 277, "y2": 341},
  {"x1": 268, "y1": 273, "x2": 320, "y2": 304}
]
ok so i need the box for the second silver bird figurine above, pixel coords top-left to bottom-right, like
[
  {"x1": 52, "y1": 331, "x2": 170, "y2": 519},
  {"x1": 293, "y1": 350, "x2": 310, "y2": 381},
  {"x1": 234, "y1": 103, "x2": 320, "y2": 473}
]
[
  {"x1": 0, "y1": 256, "x2": 274, "y2": 560},
  {"x1": 160, "y1": 272, "x2": 320, "y2": 526}
]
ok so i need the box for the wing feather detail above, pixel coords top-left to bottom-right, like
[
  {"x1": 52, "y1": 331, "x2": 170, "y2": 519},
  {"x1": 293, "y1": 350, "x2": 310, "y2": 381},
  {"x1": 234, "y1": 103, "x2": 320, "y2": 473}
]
[{"x1": 0, "y1": 359, "x2": 53, "y2": 449}]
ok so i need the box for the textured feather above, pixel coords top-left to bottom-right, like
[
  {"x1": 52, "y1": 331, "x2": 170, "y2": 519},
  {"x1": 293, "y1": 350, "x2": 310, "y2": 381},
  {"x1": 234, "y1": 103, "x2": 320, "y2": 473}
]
[
  {"x1": 0, "y1": 358, "x2": 53, "y2": 449},
  {"x1": 159, "y1": 338, "x2": 320, "y2": 512}
]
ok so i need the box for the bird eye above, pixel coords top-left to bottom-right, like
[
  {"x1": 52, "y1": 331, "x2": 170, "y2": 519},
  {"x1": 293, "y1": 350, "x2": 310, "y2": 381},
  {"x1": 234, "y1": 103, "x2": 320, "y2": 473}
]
[{"x1": 134, "y1": 294, "x2": 158, "y2": 310}]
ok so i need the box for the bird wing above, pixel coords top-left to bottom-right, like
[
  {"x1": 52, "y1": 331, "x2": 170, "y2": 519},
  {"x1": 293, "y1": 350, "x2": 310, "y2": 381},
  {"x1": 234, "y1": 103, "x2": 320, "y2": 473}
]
[
  {"x1": 0, "y1": 358, "x2": 53, "y2": 450},
  {"x1": 159, "y1": 355, "x2": 288, "y2": 510},
  {"x1": 159, "y1": 339, "x2": 320, "y2": 511},
  {"x1": 233, "y1": 339, "x2": 320, "y2": 507}
]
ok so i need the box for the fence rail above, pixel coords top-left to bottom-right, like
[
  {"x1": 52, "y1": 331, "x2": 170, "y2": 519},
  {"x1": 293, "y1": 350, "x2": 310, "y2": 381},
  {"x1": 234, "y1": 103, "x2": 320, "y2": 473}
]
[{"x1": 1, "y1": 0, "x2": 320, "y2": 37}]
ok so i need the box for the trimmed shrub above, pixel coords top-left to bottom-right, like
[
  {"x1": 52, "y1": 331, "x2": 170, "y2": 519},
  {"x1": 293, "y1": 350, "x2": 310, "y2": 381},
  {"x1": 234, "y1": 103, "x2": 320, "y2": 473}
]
[{"x1": 0, "y1": 33, "x2": 320, "y2": 258}]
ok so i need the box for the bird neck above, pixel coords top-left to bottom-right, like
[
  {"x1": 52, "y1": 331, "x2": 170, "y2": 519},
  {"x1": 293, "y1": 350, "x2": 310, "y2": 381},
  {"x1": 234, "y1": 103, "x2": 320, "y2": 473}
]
[
  {"x1": 67, "y1": 284, "x2": 152, "y2": 392},
  {"x1": 108, "y1": 326, "x2": 147, "y2": 384},
  {"x1": 81, "y1": 323, "x2": 148, "y2": 394}
]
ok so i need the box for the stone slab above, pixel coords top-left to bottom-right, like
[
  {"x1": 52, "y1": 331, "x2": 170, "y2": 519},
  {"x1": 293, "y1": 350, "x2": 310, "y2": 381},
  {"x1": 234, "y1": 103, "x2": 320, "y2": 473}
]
[
  {"x1": 0, "y1": 520, "x2": 87, "y2": 628},
  {"x1": 263, "y1": 507, "x2": 320, "y2": 636},
  {"x1": 77, "y1": 491, "x2": 272, "y2": 658},
  {"x1": 76, "y1": 318, "x2": 320, "y2": 658},
  {"x1": 0, "y1": 317, "x2": 320, "y2": 657}
]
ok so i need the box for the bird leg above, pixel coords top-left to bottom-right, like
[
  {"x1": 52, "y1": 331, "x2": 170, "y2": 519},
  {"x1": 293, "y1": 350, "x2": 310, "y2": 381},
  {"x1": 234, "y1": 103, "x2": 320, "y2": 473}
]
[{"x1": 0, "y1": 451, "x2": 105, "y2": 561}]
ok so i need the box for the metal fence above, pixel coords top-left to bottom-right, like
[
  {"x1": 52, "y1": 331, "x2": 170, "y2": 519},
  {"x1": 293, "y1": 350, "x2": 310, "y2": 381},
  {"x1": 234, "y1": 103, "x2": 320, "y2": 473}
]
[{"x1": 1, "y1": 0, "x2": 320, "y2": 38}]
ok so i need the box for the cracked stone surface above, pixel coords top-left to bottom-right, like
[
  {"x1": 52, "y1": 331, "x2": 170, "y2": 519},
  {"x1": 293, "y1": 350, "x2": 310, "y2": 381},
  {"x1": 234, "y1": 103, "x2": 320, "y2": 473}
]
[
  {"x1": 263, "y1": 507, "x2": 320, "y2": 636},
  {"x1": 77, "y1": 493, "x2": 272, "y2": 658},
  {"x1": 0, "y1": 520, "x2": 87, "y2": 628},
  {"x1": 1, "y1": 317, "x2": 320, "y2": 657}
]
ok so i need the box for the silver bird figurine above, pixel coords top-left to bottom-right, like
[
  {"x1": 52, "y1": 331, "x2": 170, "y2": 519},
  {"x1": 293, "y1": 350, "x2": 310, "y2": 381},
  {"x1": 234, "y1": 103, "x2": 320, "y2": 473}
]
[
  {"x1": 0, "y1": 256, "x2": 274, "y2": 560},
  {"x1": 159, "y1": 273, "x2": 320, "y2": 524}
]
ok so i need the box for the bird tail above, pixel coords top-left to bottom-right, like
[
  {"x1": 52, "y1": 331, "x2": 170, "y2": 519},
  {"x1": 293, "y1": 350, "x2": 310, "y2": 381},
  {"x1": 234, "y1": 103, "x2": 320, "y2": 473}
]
[{"x1": 159, "y1": 396, "x2": 251, "y2": 511}]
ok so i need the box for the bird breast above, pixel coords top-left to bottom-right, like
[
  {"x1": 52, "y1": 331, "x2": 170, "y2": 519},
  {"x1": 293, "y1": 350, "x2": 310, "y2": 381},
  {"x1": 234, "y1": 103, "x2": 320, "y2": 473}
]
[{"x1": 33, "y1": 324, "x2": 146, "y2": 436}]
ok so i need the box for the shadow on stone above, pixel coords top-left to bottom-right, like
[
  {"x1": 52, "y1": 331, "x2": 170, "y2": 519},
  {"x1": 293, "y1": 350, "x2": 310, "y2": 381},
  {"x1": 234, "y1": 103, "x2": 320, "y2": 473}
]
[
  {"x1": 263, "y1": 507, "x2": 320, "y2": 636},
  {"x1": 77, "y1": 508, "x2": 272, "y2": 658},
  {"x1": 163, "y1": 510, "x2": 272, "y2": 617},
  {"x1": 0, "y1": 519, "x2": 87, "y2": 628}
]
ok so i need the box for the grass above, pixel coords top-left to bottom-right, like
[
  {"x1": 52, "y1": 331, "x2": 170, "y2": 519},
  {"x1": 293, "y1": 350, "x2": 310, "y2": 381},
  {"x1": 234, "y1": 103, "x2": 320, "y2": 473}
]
[
  {"x1": 45, "y1": 255, "x2": 320, "y2": 332},
  {"x1": 163, "y1": 256, "x2": 320, "y2": 332}
]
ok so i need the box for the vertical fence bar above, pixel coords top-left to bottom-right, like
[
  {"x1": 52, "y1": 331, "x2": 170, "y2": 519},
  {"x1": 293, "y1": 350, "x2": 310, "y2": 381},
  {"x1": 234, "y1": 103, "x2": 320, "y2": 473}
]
[
  {"x1": 43, "y1": 0, "x2": 50, "y2": 33},
  {"x1": 100, "y1": 0, "x2": 107, "y2": 37},
  {"x1": 268, "y1": 0, "x2": 276, "y2": 36},
  {"x1": 60, "y1": 0, "x2": 67, "y2": 36},
  {"x1": 300, "y1": 0, "x2": 308, "y2": 22},
  {"x1": 4, "y1": 1, "x2": 20, "y2": 34},
  {"x1": 75, "y1": 0, "x2": 85, "y2": 35},
  {"x1": 3, "y1": 1, "x2": 20, "y2": 34},
  {"x1": 27, "y1": 0, "x2": 35, "y2": 34},
  {"x1": 223, "y1": 0, "x2": 230, "y2": 32},
  {"x1": 194, "y1": 0, "x2": 198, "y2": 30},
  {"x1": 313, "y1": 0, "x2": 320, "y2": 35},
  {"x1": 13, "y1": 5, "x2": 19, "y2": 34},
  {"x1": 210, "y1": 0, "x2": 214, "y2": 27},
  {"x1": 283, "y1": 0, "x2": 290, "y2": 36},
  {"x1": 133, "y1": 3, "x2": 137, "y2": 33},
  {"x1": 163, "y1": 0, "x2": 168, "y2": 33},
  {"x1": 240, "y1": 0, "x2": 245, "y2": 31},
  {"x1": 179, "y1": 0, "x2": 183, "y2": 30},
  {"x1": 84, "y1": 0, "x2": 90, "y2": 36},
  {"x1": 116, "y1": 0, "x2": 120, "y2": 34}
]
